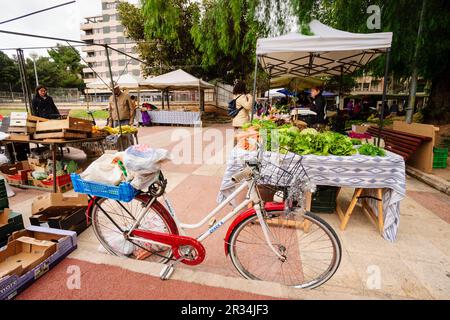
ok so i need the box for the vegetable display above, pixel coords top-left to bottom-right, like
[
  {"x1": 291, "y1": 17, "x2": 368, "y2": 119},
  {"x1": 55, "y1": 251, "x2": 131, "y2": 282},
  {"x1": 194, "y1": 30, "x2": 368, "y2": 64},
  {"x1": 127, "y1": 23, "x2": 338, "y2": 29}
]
[{"x1": 357, "y1": 144, "x2": 386, "y2": 157}]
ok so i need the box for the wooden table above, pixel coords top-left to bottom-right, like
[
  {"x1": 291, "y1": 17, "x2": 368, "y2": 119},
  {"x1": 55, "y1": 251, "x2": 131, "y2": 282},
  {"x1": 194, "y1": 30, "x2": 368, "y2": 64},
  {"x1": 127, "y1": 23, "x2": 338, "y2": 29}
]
[{"x1": 1, "y1": 136, "x2": 107, "y2": 193}]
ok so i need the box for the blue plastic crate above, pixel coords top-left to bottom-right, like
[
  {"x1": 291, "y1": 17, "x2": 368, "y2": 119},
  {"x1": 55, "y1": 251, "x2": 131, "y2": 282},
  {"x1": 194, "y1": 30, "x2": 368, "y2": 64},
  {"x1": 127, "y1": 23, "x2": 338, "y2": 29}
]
[{"x1": 70, "y1": 174, "x2": 138, "y2": 202}]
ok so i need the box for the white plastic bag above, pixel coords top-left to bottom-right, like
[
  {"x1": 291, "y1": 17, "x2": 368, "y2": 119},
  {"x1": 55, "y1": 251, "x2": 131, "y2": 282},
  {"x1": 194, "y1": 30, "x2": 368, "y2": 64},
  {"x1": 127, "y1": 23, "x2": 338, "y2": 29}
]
[
  {"x1": 80, "y1": 153, "x2": 124, "y2": 185},
  {"x1": 102, "y1": 232, "x2": 135, "y2": 256},
  {"x1": 124, "y1": 145, "x2": 170, "y2": 174},
  {"x1": 123, "y1": 145, "x2": 170, "y2": 191}
]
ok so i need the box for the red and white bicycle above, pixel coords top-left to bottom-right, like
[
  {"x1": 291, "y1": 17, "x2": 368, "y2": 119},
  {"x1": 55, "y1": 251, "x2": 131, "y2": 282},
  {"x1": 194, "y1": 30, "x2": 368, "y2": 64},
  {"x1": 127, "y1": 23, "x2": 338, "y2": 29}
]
[{"x1": 85, "y1": 145, "x2": 342, "y2": 289}]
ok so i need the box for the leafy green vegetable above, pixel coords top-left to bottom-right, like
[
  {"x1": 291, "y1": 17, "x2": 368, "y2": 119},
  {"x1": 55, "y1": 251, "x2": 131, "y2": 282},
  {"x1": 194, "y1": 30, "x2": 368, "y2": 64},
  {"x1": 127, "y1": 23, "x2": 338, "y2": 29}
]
[
  {"x1": 358, "y1": 144, "x2": 386, "y2": 157},
  {"x1": 300, "y1": 128, "x2": 318, "y2": 135},
  {"x1": 351, "y1": 138, "x2": 362, "y2": 145}
]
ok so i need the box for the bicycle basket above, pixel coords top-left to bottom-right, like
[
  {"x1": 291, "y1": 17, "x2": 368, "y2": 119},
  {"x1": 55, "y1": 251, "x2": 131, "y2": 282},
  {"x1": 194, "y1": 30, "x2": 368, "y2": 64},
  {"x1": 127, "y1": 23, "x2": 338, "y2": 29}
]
[{"x1": 256, "y1": 148, "x2": 310, "y2": 201}]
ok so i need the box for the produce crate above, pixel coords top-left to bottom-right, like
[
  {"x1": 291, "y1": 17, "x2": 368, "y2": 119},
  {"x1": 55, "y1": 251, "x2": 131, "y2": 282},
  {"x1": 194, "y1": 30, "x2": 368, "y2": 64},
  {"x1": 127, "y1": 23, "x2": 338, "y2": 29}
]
[
  {"x1": 433, "y1": 147, "x2": 448, "y2": 169},
  {"x1": 0, "y1": 210, "x2": 24, "y2": 247},
  {"x1": 71, "y1": 173, "x2": 138, "y2": 202},
  {"x1": 311, "y1": 186, "x2": 338, "y2": 213},
  {"x1": 36, "y1": 117, "x2": 92, "y2": 133},
  {"x1": 0, "y1": 161, "x2": 32, "y2": 185}
]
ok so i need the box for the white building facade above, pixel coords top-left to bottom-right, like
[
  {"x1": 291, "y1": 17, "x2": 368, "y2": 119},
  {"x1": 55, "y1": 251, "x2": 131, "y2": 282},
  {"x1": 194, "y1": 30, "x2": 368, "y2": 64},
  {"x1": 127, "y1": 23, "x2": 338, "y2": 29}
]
[{"x1": 80, "y1": 0, "x2": 141, "y2": 84}]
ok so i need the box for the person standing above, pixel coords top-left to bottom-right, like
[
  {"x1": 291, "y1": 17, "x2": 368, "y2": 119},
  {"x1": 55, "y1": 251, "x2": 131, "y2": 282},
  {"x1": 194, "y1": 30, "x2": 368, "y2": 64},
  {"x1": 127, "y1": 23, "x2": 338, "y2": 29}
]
[
  {"x1": 231, "y1": 80, "x2": 253, "y2": 129},
  {"x1": 310, "y1": 86, "x2": 327, "y2": 127},
  {"x1": 108, "y1": 84, "x2": 134, "y2": 127},
  {"x1": 31, "y1": 85, "x2": 61, "y2": 119}
]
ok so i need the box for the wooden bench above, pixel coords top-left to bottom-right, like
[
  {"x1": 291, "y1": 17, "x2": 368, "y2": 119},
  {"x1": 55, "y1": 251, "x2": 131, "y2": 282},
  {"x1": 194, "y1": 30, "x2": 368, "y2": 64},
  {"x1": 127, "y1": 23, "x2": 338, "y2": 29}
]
[{"x1": 367, "y1": 126, "x2": 432, "y2": 160}]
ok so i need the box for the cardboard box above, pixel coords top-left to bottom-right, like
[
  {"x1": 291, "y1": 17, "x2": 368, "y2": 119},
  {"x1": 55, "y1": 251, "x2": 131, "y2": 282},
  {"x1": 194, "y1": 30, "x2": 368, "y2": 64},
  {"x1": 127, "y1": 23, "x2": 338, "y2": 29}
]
[
  {"x1": 0, "y1": 236, "x2": 57, "y2": 279},
  {"x1": 351, "y1": 124, "x2": 370, "y2": 134},
  {"x1": 32, "y1": 193, "x2": 88, "y2": 217},
  {"x1": 0, "y1": 209, "x2": 8, "y2": 226},
  {"x1": 32, "y1": 178, "x2": 73, "y2": 193},
  {"x1": 0, "y1": 226, "x2": 77, "y2": 300}
]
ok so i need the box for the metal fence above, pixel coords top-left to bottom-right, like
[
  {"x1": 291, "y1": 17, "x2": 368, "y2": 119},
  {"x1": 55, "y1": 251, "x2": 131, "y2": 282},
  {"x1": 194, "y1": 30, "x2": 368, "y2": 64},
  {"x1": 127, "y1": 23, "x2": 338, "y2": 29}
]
[{"x1": 0, "y1": 87, "x2": 81, "y2": 104}]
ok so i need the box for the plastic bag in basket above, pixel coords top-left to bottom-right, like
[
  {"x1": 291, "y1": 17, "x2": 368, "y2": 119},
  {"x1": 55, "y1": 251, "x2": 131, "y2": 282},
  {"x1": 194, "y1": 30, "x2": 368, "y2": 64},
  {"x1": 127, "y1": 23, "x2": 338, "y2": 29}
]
[{"x1": 80, "y1": 153, "x2": 125, "y2": 185}]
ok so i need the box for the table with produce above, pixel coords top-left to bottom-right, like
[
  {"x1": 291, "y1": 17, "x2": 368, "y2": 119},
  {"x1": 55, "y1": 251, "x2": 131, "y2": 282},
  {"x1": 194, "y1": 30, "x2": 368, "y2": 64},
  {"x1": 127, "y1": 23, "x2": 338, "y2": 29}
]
[
  {"x1": 219, "y1": 119, "x2": 406, "y2": 241},
  {"x1": 0, "y1": 114, "x2": 139, "y2": 193}
]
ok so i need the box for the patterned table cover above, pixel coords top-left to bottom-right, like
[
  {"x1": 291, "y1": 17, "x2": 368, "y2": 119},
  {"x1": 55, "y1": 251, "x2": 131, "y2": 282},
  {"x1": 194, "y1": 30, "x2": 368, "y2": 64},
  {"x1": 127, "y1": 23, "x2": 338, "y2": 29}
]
[
  {"x1": 135, "y1": 110, "x2": 201, "y2": 126},
  {"x1": 218, "y1": 147, "x2": 406, "y2": 242}
]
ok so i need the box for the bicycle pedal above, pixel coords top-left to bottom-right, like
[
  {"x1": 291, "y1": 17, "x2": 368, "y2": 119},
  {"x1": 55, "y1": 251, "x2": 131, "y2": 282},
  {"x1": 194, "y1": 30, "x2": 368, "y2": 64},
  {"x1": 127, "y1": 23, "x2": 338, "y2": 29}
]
[{"x1": 160, "y1": 264, "x2": 175, "y2": 280}]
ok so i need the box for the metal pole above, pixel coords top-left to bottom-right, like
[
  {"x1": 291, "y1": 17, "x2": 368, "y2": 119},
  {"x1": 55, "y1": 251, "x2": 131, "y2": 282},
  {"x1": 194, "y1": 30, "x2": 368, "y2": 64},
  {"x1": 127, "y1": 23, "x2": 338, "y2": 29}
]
[
  {"x1": 250, "y1": 55, "x2": 259, "y2": 122},
  {"x1": 16, "y1": 49, "x2": 31, "y2": 114},
  {"x1": 32, "y1": 58, "x2": 39, "y2": 87},
  {"x1": 104, "y1": 45, "x2": 123, "y2": 140},
  {"x1": 378, "y1": 49, "x2": 391, "y2": 147}
]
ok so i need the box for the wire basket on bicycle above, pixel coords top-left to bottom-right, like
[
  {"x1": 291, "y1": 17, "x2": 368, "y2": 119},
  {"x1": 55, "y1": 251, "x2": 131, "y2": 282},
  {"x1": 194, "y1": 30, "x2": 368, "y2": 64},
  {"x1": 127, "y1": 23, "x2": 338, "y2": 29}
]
[{"x1": 256, "y1": 146, "x2": 314, "y2": 208}]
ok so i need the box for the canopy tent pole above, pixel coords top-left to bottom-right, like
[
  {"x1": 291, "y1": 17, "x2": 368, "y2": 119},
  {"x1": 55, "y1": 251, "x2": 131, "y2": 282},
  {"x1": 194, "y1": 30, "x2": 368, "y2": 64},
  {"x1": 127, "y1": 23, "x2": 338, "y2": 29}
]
[
  {"x1": 377, "y1": 48, "x2": 391, "y2": 147},
  {"x1": 105, "y1": 45, "x2": 123, "y2": 150},
  {"x1": 161, "y1": 90, "x2": 164, "y2": 109},
  {"x1": 250, "y1": 56, "x2": 259, "y2": 122},
  {"x1": 167, "y1": 90, "x2": 170, "y2": 110},
  {"x1": 16, "y1": 49, "x2": 31, "y2": 114}
]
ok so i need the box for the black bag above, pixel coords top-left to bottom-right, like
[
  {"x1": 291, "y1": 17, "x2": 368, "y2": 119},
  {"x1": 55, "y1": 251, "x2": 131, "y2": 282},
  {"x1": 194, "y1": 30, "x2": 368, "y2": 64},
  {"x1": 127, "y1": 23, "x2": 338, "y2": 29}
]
[{"x1": 227, "y1": 95, "x2": 243, "y2": 118}]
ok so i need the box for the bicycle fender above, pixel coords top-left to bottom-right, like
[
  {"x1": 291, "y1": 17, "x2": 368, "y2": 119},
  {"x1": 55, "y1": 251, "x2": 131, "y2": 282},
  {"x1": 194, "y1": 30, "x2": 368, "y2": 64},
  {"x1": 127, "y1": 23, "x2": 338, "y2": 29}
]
[{"x1": 224, "y1": 202, "x2": 284, "y2": 256}]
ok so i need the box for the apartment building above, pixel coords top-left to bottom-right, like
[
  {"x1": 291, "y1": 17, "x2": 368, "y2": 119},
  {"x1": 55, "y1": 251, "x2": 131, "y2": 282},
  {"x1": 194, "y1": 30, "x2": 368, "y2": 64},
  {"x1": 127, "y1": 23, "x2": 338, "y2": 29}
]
[{"x1": 80, "y1": 0, "x2": 141, "y2": 84}]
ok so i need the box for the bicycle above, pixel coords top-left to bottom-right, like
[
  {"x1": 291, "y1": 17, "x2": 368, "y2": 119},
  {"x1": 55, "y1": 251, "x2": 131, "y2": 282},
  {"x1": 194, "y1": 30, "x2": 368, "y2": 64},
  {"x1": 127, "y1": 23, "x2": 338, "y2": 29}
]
[{"x1": 79, "y1": 144, "x2": 342, "y2": 289}]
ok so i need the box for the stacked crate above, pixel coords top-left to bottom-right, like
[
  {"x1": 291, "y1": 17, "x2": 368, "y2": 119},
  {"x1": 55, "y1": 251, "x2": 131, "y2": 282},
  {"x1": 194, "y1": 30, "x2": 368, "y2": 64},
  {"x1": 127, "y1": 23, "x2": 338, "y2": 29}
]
[
  {"x1": 0, "y1": 179, "x2": 24, "y2": 248},
  {"x1": 8, "y1": 112, "x2": 48, "y2": 141}
]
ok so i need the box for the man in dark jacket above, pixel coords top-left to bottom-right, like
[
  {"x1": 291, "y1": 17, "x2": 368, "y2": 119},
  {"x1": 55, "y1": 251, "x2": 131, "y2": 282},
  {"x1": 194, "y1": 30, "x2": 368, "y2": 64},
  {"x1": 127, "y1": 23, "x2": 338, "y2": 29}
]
[
  {"x1": 31, "y1": 85, "x2": 61, "y2": 119},
  {"x1": 310, "y1": 86, "x2": 327, "y2": 125}
]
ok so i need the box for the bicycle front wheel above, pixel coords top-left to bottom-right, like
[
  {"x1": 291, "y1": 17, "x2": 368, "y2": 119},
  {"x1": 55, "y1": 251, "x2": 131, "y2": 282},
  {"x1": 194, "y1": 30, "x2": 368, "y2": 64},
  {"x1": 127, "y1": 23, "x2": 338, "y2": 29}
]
[
  {"x1": 228, "y1": 210, "x2": 341, "y2": 289},
  {"x1": 90, "y1": 197, "x2": 176, "y2": 263}
]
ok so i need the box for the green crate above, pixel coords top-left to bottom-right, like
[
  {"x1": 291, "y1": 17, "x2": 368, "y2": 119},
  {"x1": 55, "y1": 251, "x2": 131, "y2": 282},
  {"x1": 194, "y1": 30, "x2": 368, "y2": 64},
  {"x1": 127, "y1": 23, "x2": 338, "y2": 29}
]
[
  {"x1": 433, "y1": 147, "x2": 448, "y2": 169},
  {"x1": 0, "y1": 179, "x2": 8, "y2": 211},
  {"x1": 0, "y1": 211, "x2": 24, "y2": 244},
  {"x1": 311, "y1": 186, "x2": 338, "y2": 213}
]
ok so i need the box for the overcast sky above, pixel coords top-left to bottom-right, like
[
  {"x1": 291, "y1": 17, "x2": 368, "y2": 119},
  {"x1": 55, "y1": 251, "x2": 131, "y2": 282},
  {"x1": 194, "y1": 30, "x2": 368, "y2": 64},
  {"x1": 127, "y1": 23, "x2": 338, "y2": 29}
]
[{"x1": 0, "y1": 0, "x2": 139, "y2": 58}]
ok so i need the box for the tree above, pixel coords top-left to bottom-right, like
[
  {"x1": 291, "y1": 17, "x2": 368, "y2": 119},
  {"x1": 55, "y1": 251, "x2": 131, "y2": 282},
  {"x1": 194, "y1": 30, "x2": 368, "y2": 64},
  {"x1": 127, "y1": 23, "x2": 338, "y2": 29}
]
[
  {"x1": 0, "y1": 52, "x2": 21, "y2": 92},
  {"x1": 289, "y1": 0, "x2": 450, "y2": 122},
  {"x1": 118, "y1": 0, "x2": 202, "y2": 77},
  {"x1": 191, "y1": 0, "x2": 267, "y2": 82}
]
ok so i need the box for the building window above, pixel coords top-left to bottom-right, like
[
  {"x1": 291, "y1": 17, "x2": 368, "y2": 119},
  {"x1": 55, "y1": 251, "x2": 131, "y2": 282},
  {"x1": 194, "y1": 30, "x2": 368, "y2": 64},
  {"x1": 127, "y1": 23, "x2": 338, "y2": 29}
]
[
  {"x1": 363, "y1": 83, "x2": 370, "y2": 90},
  {"x1": 116, "y1": 25, "x2": 124, "y2": 33},
  {"x1": 103, "y1": 26, "x2": 110, "y2": 34},
  {"x1": 116, "y1": 37, "x2": 125, "y2": 44},
  {"x1": 118, "y1": 59, "x2": 126, "y2": 66},
  {"x1": 104, "y1": 38, "x2": 111, "y2": 45},
  {"x1": 102, "y1": 14, "x2": 110, "y2": 22},
  {"x1": 132, "y1": 70, "x2": 140, "y2": 77}
]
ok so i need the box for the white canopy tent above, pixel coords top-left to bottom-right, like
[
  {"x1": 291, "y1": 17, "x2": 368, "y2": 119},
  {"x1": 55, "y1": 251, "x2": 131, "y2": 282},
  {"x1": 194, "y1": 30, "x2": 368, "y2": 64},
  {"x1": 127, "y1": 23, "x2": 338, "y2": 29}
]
[
  {"x1": 139, "y1": 69, "x2": 215, "y2": 90},
  {"x1": 139, "y1": 69, "x2": 215, "y2": 111},
  {"x1": 256, "y1": 20, "x2": 392, "y2": 78},
  {"x1": 86, "y1": 74, "x2": 141, "y2": 90},
  {"x1": 264, "y1": 88, "x2": 289, "y2": 98},
  {"x1": 252, "y1": 20, "x2": 393, "y2": 142}
]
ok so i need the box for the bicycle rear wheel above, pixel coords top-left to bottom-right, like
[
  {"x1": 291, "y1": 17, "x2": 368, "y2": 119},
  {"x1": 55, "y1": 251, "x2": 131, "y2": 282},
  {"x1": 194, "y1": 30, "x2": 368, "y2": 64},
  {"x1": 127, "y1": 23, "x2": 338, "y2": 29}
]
[
  {"x1": 228, "y1": 210, "x2": 341, "y2": 289},
  {"x1": 90, "y1": 197, "x2": 176, "y2": 263}
]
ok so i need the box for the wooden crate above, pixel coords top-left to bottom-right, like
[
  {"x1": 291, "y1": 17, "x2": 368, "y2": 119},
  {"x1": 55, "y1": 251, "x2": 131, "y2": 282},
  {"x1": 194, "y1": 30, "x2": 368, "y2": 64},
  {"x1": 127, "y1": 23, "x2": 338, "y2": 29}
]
[
  {"x1": 8, "y1": 134, "x2": 31, "y2": 141},
  {"x1": 9, "y1": 119, "x2": 36, "y2": 127},
  {"x1": 34, "y1": 129, "x2": 88, "y2": 140},
  {"x1": 8, "y1": 126, "x2": 35, "y2": 134},
  {"x1": 36, "y1": 117, "x2": 92, "y2": 133}
]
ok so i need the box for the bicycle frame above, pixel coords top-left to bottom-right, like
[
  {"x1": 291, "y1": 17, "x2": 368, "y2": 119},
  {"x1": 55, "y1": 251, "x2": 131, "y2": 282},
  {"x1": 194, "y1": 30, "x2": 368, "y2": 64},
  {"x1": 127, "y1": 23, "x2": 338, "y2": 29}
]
[{"x1": 122, "y1": 172, "x2": 286, "y2": 262}]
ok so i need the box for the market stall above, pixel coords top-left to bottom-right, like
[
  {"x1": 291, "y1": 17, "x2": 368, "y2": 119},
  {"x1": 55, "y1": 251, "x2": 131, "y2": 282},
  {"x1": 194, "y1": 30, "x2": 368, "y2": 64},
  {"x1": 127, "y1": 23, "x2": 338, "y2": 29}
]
[
  {"x1": 222, "y1": 22, "x2": 402, "y2": 240},
  {"x1": 138, "y1": 69, "x2": 215, "y2": 126},
  {"x1": 0, "y1": 113, "x2": 135, "y2": 193}
]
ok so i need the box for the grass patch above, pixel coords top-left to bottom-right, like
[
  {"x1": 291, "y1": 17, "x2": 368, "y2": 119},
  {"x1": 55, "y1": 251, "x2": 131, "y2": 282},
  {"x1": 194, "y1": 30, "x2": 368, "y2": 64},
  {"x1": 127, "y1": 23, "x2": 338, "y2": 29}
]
[
  {"x1": 69, "y1": 110, "x2": 109, "y2": 120},
  {"x1": 0, "y1": 108, "x2": 27, "y2": 116}
]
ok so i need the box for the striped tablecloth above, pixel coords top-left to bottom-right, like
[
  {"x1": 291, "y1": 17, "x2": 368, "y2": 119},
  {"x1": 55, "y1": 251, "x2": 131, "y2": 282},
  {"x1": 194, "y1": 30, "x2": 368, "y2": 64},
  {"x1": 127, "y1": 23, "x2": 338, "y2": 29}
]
[
  {"x1": 135, "y1": 110, "x2": 201, "y2": 126},
  {"x1": 218, "y1": 147, "x2": 406, "y2": 242}
]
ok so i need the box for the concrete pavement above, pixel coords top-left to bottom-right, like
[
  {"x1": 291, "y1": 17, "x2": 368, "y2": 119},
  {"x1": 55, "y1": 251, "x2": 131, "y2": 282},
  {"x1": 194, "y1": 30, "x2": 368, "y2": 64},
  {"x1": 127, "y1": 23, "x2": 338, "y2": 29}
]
[{"x1": 7, "y1": 124, "x2": 450, "y2": 300}]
